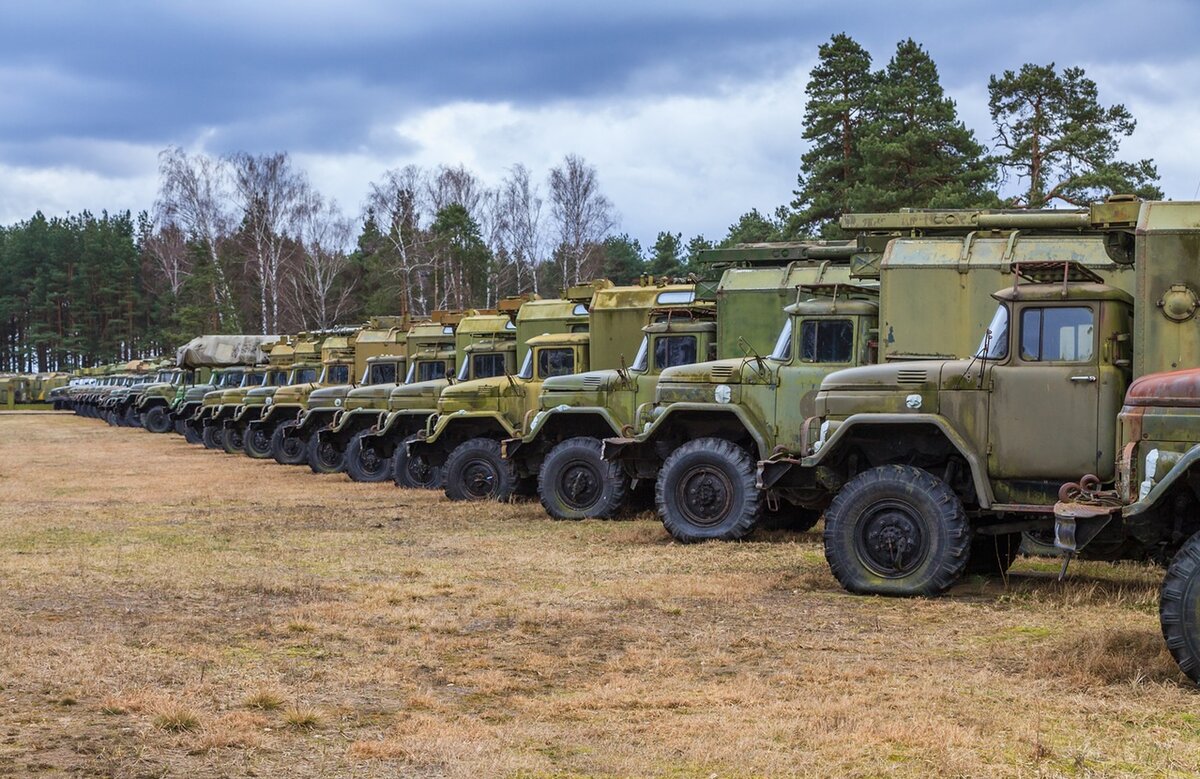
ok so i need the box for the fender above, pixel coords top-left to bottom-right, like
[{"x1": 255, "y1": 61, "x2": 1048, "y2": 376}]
[
  {"x1": 422, "y1": 411, "x2": 519, "y2": 447},
  {"x1": 802, "y1": 413, "x2": 996, "y2": 508},
  {"x1": 1124, "y1": 444, "x2": 1200, "y2": 518},
  {"x1": 613, "y1": 402, "x2": 772, "y2": 461},
  {"x1": 375, "y1": 408, "x2": 436, "y2": 439},
  {"x1": 330, "y1": 408, "x2": 385, "y2": 435}
]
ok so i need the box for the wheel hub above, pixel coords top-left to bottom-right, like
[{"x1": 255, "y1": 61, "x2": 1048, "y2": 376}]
[
  {"x1": 677, "y1": 466, "x2": 733, "y2": 527},
  {"x1": 857, "y1": 500, "x2": 926, "y2": 577},
  {"x1": 463, "y1": 459, "x2": 496, "y2": 497},
  {"x1": 560, "y1": 462, "x2": 600, "y2": 508}
]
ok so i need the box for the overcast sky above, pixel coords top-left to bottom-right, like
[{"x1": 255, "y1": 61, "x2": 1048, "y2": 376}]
[{"x1": 1, "y1": 0, "x2": 1196, "y2": 247}]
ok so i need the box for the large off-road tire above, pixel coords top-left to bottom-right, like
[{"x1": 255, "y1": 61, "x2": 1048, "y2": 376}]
[
  {"x1": 392, "y1": 437, "x2": 443, "y2": 489},
  {"x1": 306, "y1": 431, "x2": 345, "y2": 474},
  {"x1": 823, "y1": 464, "x2": 970, "y2": 597},
  {"x1": 964, "y1": 531, "x2": 1022, "y2": 576},
  {"x1": 271, "y1": 422, "x2": 307, "y2": 465},
  {"x1": 244, "y1": 424, "x2": 274, "y2": 459},
  {"x1": 222, "y1": 425, "x2": 245, "y2": 455},
  {"x1": 345, "y1": 431, "x2": 391, "y2": 483},
  {"x1": 656, "y1": 438, "x2": 761, "y2": 543},
  {"x1": 143, "y1": 406, "x2": 172, "y2": 434},
  {"x1": 538, "y1": 436, "x2": 628, "y2": 520},
  {"x1": 201, "y1": 422, "x2": 224, "y2": 450},
  {"x1": 1160, "y1": 532, "x2": 1200, "y2": 683},
  {"x1": 122, "y1": 406, "x2": 141, "y2": 428},
  {"x1": 444, "y1": 438, "x2": 516, "y2": 502},
  {"x1": 179, "y1": 420, "x2": 203, "y2": 445},
  {"x1": 104, "y1": 409, "x2": 119, "y2": 427}
]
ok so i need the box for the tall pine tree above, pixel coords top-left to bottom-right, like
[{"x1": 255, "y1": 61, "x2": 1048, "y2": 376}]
[
  {"x1": 988, "y1": 63, "x2": 1161, "y2": 207},
  {"x1": 788, "y1": 34, "x2": 875, "y2": 238},
  {"x1": 852, "y1": 40, "x2": 998, "y2": 212}
]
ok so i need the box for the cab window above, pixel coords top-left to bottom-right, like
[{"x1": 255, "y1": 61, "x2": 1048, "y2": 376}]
[
  {"x1": 242, "y1": 373, "x2": 265, "y2": 387},
  {"x1": 1020, "y1": 307, "x2": 1094, "y2": 362},
  {"x1": 417, "y1": 361, "x2": 446, "y2": 382},
  {"x1": 631, "y1": 336, "x2": 649, "y2": 372},
  {"x1": 474, "y1": 352, "x2": 508, "y2": 379},
  {"x1": 654, "y1": 336, "x2": 697, "y2": 370},
  {"x1": 367, "y1": 362, "x2": 398, "y2": 385},
  {"x1": 266, "y1": 370, "x2": 288, "y2": 386},
  {"x1": 293, "y1": 368, "x2": 318, "y2": 384},
  {"x1": 770, "y1": 319, "x2": 793, "y2": 361},
  {"x1": 537, "y1": 348, "x2": 575, "y2": 378},
  {"x1": 324, "y1": 364, "x2": 350, "y2": 384},
  {"x1": 799, "y1": 319, "x2": 854, "y2": 364}
]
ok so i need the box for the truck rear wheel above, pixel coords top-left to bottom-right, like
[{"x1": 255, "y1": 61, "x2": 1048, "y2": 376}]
[
  {"x1": 823, "y1": 464, "x2": 970, "y2": 596},
  {"x1": 392, "y1": 436, "x2": 442, "y2": 489},
  {"x1": 307, "y1": 432, "x2": 344, "y2": 474},
  {"x1": 201, "y1": 422, "x2": 224, "y2": 450},
  {"x1": 539, "y1": 436, "x2": 628, "y2": 520},
  {"x1": 222, "y1": 425, "x2": 245, "y2": 455},
  {"x1": 123, "y1": 406, "x2": 141, "y2": 428},
  {"x1": 657, "y1": 438, "x2": 761, "y2": 543},
  {"x1": 1160, "y1": 532, "x2": 1200, "y2": 683},
  {"x1": 444, "y1": 438, "x2": 515, "y2": 502},
  {"x1": 345, "y1": 432, "x2": 391, "y2": 483},
  {"x1": 143, "y1": 406, "x2": 172, "y2": 434},
  {"x1": 180, "y1": 421, "x2": 202, "y2": 445},
  {"x1": 271, "y1": 422, "x2": 306, "y2": 465},
  {"x1": 243, "y1": 425, "x2": 273, "y2": 458}
]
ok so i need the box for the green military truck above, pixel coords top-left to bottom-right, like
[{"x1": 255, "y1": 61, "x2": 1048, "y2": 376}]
[
  {"x1": 505, "y1": 243, "x2": 866, "y2": 520},
  {"x1": 215, "y1": 338, "x2": 296, "y2": 451},
  {"x1": 606, "y1": 202, "x2": 1141, "y2": 543},
  {"x1": 263, "y1": 329, "x2": 359, "y2": 464},
  {"x1": 277, "y1": 317, "x2": 411, "y2": 472},
  {"x1": 355, "y1": 306, "x2": 526, "y2": 489},
  {"x1": 411, "y1": 283, "x2": 698, "y2": 503},
  {"x1": 742, "y1": 198, "x2": 1174, "y2": 598},
  {"x1": 193, "y1": 366, "x2": 273, "y2": 449},
  {"x1": 106, "y1": 360, "x2": 173, "y2": 427},
  {"x1": 136, "y1": 366, "x2": 206, "y2": 433},
  {"x1": 241, "y1": 335, "x2": 325, "y2": 458},
  {"x1": 321, "y1": 313, "x2": 463, "y2": 482},
  {"x1": 169, "y1": 335, "x2": 279, "y2": 442}
]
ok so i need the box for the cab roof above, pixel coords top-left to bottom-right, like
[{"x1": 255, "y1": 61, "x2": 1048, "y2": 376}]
[{"x1": 992, "y1": 282, "x2": 1133, "y2": 305}]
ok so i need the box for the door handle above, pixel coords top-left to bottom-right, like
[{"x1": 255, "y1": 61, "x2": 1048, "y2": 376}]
[{"x1": 1069, "y1": 375, "x2": 1097, "y2": 383}]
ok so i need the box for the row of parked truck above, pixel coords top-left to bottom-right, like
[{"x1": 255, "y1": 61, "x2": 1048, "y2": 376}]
[{"x1": 51, "y1": 196, "x2": 1200, "y2": 683}]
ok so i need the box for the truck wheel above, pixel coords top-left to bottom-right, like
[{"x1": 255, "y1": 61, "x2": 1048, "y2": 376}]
[
  {"x1": 538, "y1": 436, "x2": 628, "y2": 520},
  {"x1": 271, "y1": 422, "x2": 307, "y2": 465},
  {"x1": 345, "y1": 432, "x2": 391, "y2": 483},
  {"x1": 244, "y1": 426, "x2": 273, "y2": 459},
  {"x1": 823, "y1": 464, "x2": 970, "y2": 597},
  {"x1": 222, "y1": 426, "x2": 245, "y2": 455},
  {"x1": 180, "y1": 421, "x2": 202, "y2": 445},
  {"x1": 392, "y1": 438, "x2": 443, "y2": 489},
  {"x1": 964, "y1": 532, "x2": 1021, "y2": 576},
  {"x1": 656, "y1": 438, "x2": 761, "y2": 543},
  {"x1": 143, "y1": 406, "x2": 172, "y2": 434},
  {"x1": 123, "y1": 406, "x2": 141, "y2": 428},
  {"x1": 444, "y1": 438, "x2": 515, "y2": 501},
  {"x1": 201, "y1": 422, "x2": 224, "y2": 450},
  {"x1": 1160, "y1": 532, "x2": 1200, "y2": 683},
  {"x1": 307, "y1": 433, "x2": 344, "y2": 474}
]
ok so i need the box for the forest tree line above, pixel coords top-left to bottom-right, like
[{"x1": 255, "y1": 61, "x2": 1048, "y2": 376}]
[{"x1": 0, "y1": 34, "x2": 1161, "y2": 371}]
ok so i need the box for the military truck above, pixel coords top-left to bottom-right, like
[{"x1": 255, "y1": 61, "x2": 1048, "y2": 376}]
[
  {"x1": 264, "y1": 329, "x2": 360, "y2": 464},
  {"x1": 606, "y1": 201, "x2": 1143, "y2": 543},
  {"x1": 323, "y1": 314, "x2": 461, "y2": 482},
  {"x1": 356, "y1": 304, "x2": 530, "y2": 489},
  {"x1": 411, "y1": 283, "x2": 699, "y2": 502},
  {"x1": 106, "y1": 360, "x2": 173, "y2": 427},
  {"x1": 241, "y1": 335, "x2": 325, "y2": 458},
  {"x1": 275, "y1": 317, "x2": 410, "y2": 472},
  {"x1": 505, "y1": 244, "x2": 865, "y2": 520},
  {"x1": 169, "y1": 335, "x2": 279, "y2": 441},
  {"x1": 738, "y1": 198, "x2": 1184, "y2": 600},
  {"x1": 215, "y1": 338, "x2": 295, "y2": 451}
]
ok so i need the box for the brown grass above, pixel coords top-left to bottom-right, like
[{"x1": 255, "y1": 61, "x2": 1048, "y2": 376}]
[{"x1": 0, "y1": 413, "x2": 1198, "y2": 777}]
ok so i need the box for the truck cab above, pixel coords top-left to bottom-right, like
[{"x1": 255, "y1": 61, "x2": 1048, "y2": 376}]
[{"x1": 605, "y1": 285, "x2": 880, "y2": 541}]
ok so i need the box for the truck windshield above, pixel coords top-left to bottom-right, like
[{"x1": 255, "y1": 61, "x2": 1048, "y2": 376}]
[
  {"x1": 292, "y1": 368, "x2": 318, "y2": 384},
  {"x1": 654, "y1": 335, "x2": 697, "y2": 370},
  {"x1": 220, "y1": 372, "x2": 243, "y2": 387},
  {"x1": 266, "y1": 370, "x2": 288, "y2": 386},
  {"x1": 242, "y1": 373, "x2": 265, "y2": 387},
  {"x1": 323, "y1": 364, "x2": 350, "y2": 384},
  {"x1": 799, "y1": 320, "x2": 854, "y2": 364},
  {"x1": 975, "y1": 305, "x2": 1010, "y2": 360},
  {"x1": 631, "y1": 337, "x2": 649, "y2": 372},
  {"x1": 367, "y1": 362, "x2": 398, "y2": 385},
  {"x1": 538, "y1": 348, "x2": 575, "y2": 379},
  {"x1": 770, "y1": 319, "x2": 793, "y2": 361}
]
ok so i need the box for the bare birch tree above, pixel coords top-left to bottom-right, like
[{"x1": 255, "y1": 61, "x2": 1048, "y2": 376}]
[
  {"x1": 290, "y1": 194, "x2": 356, "y2": 329},
  {"x1": 141, "y1": 222, "x2": 192, "y2": 297},
  {"x1": 366, "y1": 165, "x2": 434, "y2": 316},
  {"x1": 548, "y1": 154, "x2": 616, "y2": 286},
  {"x1": 228, "y1": 152, "x2": 308, "y2": 334},
  {"x1": 155, "y1": 147, "x2": 235, "y2": 325},
  {"x1": 498, "y1": 163, "x2": 543, "y2": 295}
]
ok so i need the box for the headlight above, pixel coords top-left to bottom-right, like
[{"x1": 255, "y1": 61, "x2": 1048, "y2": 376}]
[
  {"x1": 334, "y1": 398, "x2": 343, "y2": 406},
  {"x1": 264, "y1": 396, "x2": 273, "y2": 406}
]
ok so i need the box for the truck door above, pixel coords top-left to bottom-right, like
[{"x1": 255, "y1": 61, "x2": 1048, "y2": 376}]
[
  {"x1": 775, "y1": 316, "x2": 857, "y2": 451},
  {"x1": 986, "y1": 303, "x2": 1106, "y2": 482}
]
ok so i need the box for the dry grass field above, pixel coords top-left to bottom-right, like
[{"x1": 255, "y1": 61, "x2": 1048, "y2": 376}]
[{"x1": 0, "y1": 413, "x2": 1197, "y2": 778}]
